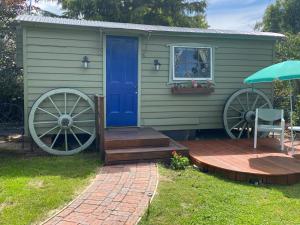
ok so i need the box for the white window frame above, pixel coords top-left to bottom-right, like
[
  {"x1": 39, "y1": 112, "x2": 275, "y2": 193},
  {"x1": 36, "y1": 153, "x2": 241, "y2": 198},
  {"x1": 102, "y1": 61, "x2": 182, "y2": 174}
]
[{"x1": 172, "y1": 45, "x2": 213, "y2": 81}]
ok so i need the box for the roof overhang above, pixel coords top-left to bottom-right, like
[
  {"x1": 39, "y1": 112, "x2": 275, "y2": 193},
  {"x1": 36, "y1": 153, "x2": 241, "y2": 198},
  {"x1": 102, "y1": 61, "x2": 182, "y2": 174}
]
[{"x1": 16, "y1": 15, "x2": 285, "y2": 40}]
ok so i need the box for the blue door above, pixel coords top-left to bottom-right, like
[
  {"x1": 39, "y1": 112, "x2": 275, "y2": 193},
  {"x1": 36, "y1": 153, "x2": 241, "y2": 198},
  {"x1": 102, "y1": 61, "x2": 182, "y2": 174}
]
[{"x1": 106, "y1": 36, "x2": 138, "y2": 127}]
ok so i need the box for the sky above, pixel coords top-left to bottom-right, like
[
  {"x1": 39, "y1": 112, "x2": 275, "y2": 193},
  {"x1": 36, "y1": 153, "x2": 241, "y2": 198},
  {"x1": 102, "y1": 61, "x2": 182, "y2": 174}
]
[
  {"x1": 206, "y1": 0, "x2": 276, "y2": 31},
  {"x1": 30, "y1": 0, "x2": 276, "y2": 31}
]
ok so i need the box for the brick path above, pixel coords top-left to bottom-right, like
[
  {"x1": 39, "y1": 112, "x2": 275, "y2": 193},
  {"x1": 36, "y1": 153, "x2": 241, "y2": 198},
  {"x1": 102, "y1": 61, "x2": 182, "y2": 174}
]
[{"x1": 43, "y1": 163, "x2": 158, "y2": 225}]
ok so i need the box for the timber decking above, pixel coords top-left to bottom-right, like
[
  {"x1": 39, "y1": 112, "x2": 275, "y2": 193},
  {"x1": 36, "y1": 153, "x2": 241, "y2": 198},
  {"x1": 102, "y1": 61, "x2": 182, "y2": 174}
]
[
  {"x1": 104, "y1": 127, "x2": 188, "y2": 164},
  {"x1": 183, "y1": 138, "x2": 300, "y2": 185},
  {"x1": 105, "y1": 139, "x2": 188, "y2": 164},
  {"x1": 104, "y1": 127, "x2": 170, "y2": 150}
]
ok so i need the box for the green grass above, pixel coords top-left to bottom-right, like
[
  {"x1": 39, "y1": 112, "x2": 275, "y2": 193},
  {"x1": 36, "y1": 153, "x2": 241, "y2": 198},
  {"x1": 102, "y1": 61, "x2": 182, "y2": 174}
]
[
  {"x1": 140, "y1": 165, "x2": 300, "y2": 225},
  {"x1": 0, "y1": 151, "x2": 101, "y2": 225}
]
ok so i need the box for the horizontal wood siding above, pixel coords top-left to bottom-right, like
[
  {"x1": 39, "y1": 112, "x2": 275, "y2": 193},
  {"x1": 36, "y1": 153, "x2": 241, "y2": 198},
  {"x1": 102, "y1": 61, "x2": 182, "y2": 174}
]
[
  {"x1": 140, "y1": 35, "x2": 274, "y2": 130},
  {"x1": 24, "y1": 27, "x2": 102, "y2": 135},
  {"x1": 23, "y1": 25, "x2": 275, "y2": 133}
]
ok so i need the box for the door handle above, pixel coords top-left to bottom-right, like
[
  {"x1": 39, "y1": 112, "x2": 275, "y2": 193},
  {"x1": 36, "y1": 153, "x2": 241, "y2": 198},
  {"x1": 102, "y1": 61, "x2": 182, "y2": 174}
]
[{"x1": 134, "y1": 85, "x2": 138, "y2": 94}]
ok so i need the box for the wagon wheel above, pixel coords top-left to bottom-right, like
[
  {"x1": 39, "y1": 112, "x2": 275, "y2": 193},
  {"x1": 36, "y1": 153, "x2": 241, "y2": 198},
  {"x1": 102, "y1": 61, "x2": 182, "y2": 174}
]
[
  {"x1": 29, "y1": 88, "x2": 96, "y2": 155},
  {"x1": 223, "y1": 88, "x2": 272, "y2": 139}
]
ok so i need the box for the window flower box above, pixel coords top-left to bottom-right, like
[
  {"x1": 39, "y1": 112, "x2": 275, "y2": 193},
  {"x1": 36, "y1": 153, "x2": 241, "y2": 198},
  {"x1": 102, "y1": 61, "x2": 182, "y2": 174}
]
[
  {"x1": 171, "y1": 86, "x2": 214, "y2": 95},
  {"x1": 171, "y1": 80, "x2": 215, "y2": 95}
]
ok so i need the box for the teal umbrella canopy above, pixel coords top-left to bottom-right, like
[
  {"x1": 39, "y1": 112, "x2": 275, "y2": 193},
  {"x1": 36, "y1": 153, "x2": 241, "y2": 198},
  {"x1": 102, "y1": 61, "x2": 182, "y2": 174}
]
[{"x1": 244, "y1": 60, "x2": 300, "y2": 84}]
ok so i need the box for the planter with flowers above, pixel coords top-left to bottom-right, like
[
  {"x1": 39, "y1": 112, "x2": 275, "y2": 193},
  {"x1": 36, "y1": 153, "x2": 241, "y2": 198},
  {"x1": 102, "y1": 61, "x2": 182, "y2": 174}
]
[
  {"x1": 170, "y1": 151, "x2": 190, "y2": 170},
  {"x1": 171, "y1": 80, "x2": 215, "y2": 95}
]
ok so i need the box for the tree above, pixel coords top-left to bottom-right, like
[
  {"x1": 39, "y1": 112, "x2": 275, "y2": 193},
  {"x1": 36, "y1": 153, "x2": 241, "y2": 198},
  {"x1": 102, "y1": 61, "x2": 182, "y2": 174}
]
[
  {"x1": 256, "y1": 0, "x2": 300, "y2": 123},
  {"x1": 276, "y1": 33, "x2": 300, "y2": 62},
  {"x1": 0, "y1": 0, "x2": 26, "y2": 104},
  {"x1": 257, "y1": 0, "x2": 300, "y2": 34},
  {"x1": 62, "y1": 0, "x2": 208, "y2": 28}
]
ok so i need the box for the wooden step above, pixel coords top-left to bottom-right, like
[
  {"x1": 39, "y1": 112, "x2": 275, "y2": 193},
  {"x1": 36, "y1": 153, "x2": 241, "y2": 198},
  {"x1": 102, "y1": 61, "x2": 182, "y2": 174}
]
[
  {"x1": 105, "y1": 139, "x2": 189, "y2": 164},
  {"x1": 104, "y1": 127, "x2": 170, "y2": 150}
]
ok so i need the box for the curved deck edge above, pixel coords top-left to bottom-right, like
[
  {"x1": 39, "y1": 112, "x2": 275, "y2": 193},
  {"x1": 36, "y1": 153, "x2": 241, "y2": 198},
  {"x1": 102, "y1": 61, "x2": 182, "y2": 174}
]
[{"x1": 183, "y1": 139, "x2": 300, "y2": 185}]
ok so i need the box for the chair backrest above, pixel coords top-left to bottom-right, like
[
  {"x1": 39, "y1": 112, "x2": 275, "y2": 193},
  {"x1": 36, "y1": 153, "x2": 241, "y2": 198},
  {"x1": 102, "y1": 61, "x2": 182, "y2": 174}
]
[{"x1": 256, "y1": 108, "x2": 283, "y2": 122}]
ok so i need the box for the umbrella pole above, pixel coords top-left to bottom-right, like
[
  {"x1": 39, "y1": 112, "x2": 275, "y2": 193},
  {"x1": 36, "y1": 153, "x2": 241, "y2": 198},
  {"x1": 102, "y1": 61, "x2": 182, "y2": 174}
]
[{"x1": 289, "y1": 81, "x2": 295, "y2": 154}]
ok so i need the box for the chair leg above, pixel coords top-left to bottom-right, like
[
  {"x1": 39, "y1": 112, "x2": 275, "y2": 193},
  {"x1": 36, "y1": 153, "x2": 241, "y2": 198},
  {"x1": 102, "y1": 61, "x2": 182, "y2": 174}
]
[{"x1": 254, "y1": 129, "x2": 257, "y2": 149}]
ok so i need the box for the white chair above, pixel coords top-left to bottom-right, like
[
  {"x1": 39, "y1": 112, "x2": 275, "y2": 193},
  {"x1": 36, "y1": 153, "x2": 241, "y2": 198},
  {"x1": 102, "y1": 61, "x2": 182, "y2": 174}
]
[{"x1": 254, "y1": 108, "x2": 285, "y2": 151}]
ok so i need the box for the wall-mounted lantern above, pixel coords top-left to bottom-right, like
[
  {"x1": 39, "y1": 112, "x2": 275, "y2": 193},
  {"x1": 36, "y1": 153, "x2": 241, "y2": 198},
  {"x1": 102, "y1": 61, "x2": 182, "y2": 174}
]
[
  {"x1": 82, "y1": 56, "x2": 90, "y2": 69},
  {"x1": 154, "y1": 59, "x2": 161, "y2": 71}
]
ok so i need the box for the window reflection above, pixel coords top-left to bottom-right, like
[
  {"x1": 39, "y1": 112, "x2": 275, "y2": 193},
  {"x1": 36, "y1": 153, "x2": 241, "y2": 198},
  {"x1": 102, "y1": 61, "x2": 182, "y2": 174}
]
[{"x1": 174, "y1": 47, "x2": 211, "y2": 80}]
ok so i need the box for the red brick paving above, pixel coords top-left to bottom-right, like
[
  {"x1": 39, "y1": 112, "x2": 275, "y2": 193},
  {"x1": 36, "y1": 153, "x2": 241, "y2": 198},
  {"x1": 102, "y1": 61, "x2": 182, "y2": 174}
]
[{"x1": 42, "y1": 163, "x2": 158, "y2": 225}]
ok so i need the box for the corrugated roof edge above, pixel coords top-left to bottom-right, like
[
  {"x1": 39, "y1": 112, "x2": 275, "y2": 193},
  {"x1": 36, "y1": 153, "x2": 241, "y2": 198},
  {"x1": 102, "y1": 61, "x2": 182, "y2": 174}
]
[{"x1": 16, "y1": 15, "x2": 285, "y2": 39}]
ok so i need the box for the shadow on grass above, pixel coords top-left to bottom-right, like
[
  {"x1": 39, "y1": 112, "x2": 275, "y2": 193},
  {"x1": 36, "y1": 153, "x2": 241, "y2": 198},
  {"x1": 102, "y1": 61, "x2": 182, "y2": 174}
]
[
  {"x1": 199, "y1": 166, "x2": 300, "y2": 200},
  {"x1": 159, "y1": 162, "x2": 300, "y2": 201},
  {"x1": 0, "y1": 149, "x2": 102, "y2": 179}
]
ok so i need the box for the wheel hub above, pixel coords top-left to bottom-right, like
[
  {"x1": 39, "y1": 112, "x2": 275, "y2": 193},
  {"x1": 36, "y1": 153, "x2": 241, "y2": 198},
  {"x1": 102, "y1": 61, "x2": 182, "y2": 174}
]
[
  {"x1": 58, "y1": 114, "x2": 73, "y2": 129},
  {"x1": 244, "y1": 111, "x2": 256, "y2": 123}
]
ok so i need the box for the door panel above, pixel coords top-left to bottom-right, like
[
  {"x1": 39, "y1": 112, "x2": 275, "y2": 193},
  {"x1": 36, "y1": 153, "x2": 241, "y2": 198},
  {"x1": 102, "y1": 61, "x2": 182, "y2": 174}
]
[{"x1": 106, "y1": 36, "x2": 138, "y2": 127}]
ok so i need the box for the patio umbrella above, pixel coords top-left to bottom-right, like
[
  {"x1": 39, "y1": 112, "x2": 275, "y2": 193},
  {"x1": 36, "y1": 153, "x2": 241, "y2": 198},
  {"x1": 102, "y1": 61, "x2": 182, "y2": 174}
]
[{"x1": 244, "y1": 60, "x2": 300, "y2": 153}]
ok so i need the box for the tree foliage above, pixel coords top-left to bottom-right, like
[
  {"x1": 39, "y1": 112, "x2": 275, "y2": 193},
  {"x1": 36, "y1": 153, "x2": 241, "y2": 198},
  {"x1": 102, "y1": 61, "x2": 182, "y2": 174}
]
[
  {"x1": 257, "y1": 0, "x2": 300, "y2": 34},
  {"x1": 257, "y1": 0, "x2": 300, "y2": 123},
  {"x1": 0, "y1": 0, "x2": 25, "y2": 103},
  {"x1": 62, "y1": 0, "x2": 208, "y2": 28}
]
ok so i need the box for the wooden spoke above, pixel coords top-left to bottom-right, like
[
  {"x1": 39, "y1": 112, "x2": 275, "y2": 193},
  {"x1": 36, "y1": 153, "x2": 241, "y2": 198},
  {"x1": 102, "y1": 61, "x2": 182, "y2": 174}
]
[
  {"x1": 65, "y1": 129, "x2": 68, "y2": 151},
  {"x1": 33, "y1": 121, "x2": 57, "y2": 125},
  {"x1": 73, "y1": 120, "x2": 95, "y2": 123},
  {"x1": 51, "y1": 128, "x2": 62, "y2": 149},
  {"x1": 238, "y1": 122, "x2": 247, "y2": 139},
  {"x1": 38, "y1": 125, "x2": 59, "y2": 139},
  {"x1": 64, "y1": 92, "x2": 67, "y2": 114},
  {"x1": 237, "y1": 97, "x2": 246, "y2": 111},
  {"x1": 246, "y1": 92, "x2": 249, "y2": 110},
  {"x1": 229, "y1": 106, "x2": 242, "y2": 113},
  {"x1": 227, "y1": 116, "x2": 243, "y2": 120},
  {"x1": 230, "y1": 119, "x2": 245, "y2": 131},
  {"x1": 72, "y1": 106, "x2": 92, "y2": 119},
  {"x1": 251, "y1": 95, "x2": 259, "y2": 110},
  {"x1": 72, "y1": 124, "x2": 92, "y2": 136},
  {"x1": 69, "y1": 96, "x2": 81, "y2": 116},
  {"x1": 70, "y1": 127, "x2": 82, "y2": 146},
  {"x1": 259, "y1": 102, "x2": 269, "y2": 108},
  {"x1": 48, "y1": 96, "x2": 62, "y2": 116},
  {"x1": 37, "y1": 107, "x2": 59, "y2": 119}
]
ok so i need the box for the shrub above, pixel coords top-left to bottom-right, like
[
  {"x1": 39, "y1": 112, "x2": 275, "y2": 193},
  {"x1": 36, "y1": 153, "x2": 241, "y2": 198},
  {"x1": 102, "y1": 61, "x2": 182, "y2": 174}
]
[{"x1": 170, "y1": 151, "x2": 189, "y2": 170}]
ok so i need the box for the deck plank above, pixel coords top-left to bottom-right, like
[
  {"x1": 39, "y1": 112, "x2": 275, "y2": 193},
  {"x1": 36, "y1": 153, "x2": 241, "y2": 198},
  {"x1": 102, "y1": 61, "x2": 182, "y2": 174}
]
[
  {"x1": 104, "y1": 127, "x2": 170, "y2": 149},
  {"x1": 182, "y1": 138, "x2": 300, "y2": 185}
]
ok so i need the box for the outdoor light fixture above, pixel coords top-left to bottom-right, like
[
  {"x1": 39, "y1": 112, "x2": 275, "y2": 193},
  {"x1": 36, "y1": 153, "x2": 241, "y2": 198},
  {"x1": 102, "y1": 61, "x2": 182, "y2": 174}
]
[
  {"x1": 154, "y1": 59, "x2": 161, "y2": 71},
  {"x1": 82, "y1": 56, "x2": 90, "y2": 68}
]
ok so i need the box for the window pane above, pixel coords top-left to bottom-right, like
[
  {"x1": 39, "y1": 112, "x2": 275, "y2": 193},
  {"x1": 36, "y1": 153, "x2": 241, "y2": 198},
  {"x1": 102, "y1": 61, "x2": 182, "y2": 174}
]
[{"x1": 174, "y1": 47, "x2": 211, "y2": 79}]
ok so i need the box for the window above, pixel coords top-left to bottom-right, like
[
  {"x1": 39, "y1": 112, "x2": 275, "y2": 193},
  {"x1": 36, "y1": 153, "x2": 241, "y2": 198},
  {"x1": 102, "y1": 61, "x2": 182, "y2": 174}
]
[{"x1": 172, "y1": 46, "x2": 212, "y2": 81}]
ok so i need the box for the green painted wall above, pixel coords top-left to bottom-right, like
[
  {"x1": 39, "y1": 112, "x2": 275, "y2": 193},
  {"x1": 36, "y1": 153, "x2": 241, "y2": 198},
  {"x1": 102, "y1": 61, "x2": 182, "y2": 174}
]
[
  {"x1": 140, "y1": 35, "x2": 273, "y2": 130},
  {"x1": 21, "y1": 24, "x2": 275, "y2": 135}
]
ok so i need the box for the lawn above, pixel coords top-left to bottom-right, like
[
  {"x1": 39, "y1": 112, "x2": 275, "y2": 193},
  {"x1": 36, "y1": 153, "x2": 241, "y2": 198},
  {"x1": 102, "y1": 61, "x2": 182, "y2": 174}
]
[
  {"x1": 0, "y1": 151, "x2": 100, "y2": 225},
  {"x1": 140, "y1": 165, "x2": 300, "y2": 225}
]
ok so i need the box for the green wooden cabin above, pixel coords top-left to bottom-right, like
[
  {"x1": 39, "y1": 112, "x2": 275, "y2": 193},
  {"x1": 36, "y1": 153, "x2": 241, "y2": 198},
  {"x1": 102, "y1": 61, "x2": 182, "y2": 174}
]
[{"x1": 16, "y1": 15, "x2": 284, "y2": 137}]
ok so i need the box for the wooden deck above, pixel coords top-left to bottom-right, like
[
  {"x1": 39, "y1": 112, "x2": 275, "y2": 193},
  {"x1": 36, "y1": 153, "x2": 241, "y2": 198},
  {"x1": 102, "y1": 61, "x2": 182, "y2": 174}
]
[
  {"x1": 183, "y1": 138, "x2": 300, "y2": 185},
  {"x1": 104, "y1": 127, "x2": 188, "y2": 164},
  {"x1": 105, "y1": 127, "x2": 170, "y2": 149}
]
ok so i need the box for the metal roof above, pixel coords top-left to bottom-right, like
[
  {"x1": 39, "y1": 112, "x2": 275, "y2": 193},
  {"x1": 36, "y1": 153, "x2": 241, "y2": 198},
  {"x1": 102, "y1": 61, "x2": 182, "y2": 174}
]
[{"x1": 16, "y1": 15, "x2": 285, "y2": 39}]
